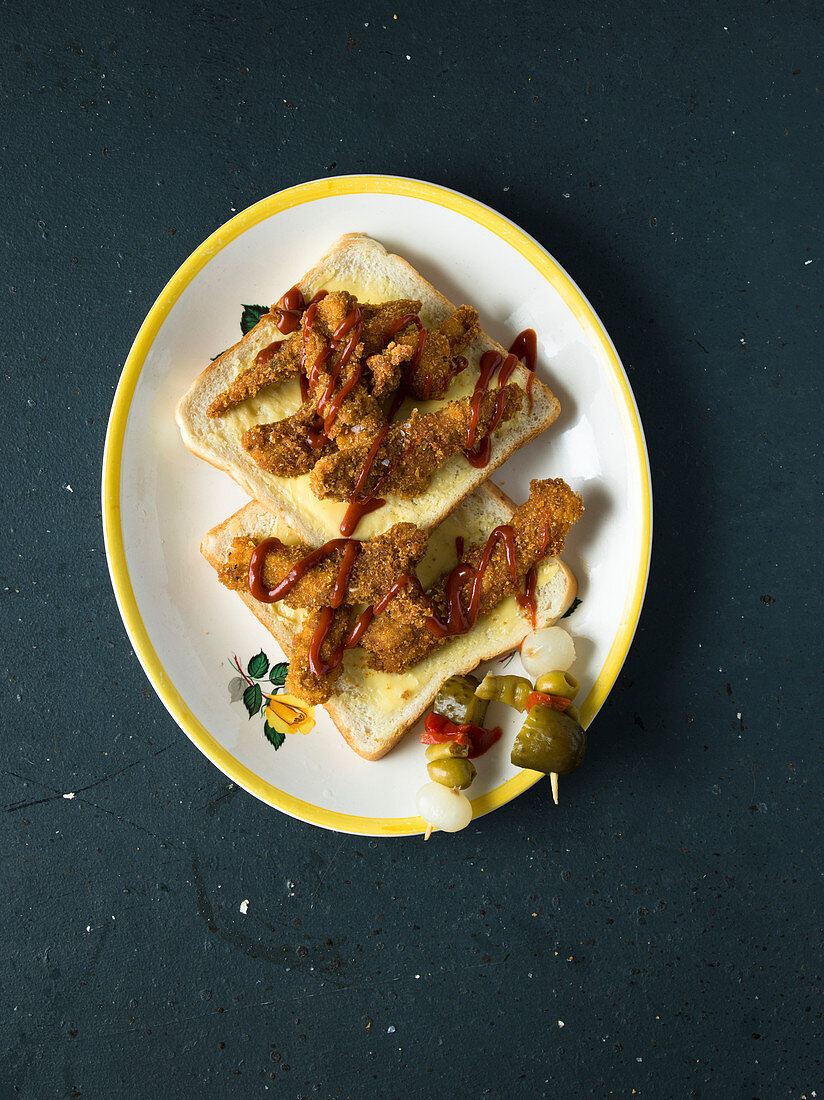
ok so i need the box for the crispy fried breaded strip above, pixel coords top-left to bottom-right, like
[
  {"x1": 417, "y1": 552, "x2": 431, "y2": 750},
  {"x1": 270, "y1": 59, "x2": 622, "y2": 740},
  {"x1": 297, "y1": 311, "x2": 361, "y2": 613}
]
[
  {"x1": 207, "y1": 294, "x2": 423, "y2": 417},
  {"x1": 240, "y1": 401, "x2": 331, "y2": 476},
  {"x1": 430, "y1": 477, "x2": 584, "y2": 618},
  {"x1": 363, "y1": 341, "x2": 414, "y2": 398},
  {"x1": 358, "y1": 299, "x2": 422, "y2": 354},
  {"x1": 217, "y1": 524, "x2": 428, "y2": 611},
  {"x1": 240, "y1": 389, "x2": 389, "y2": 479},
  {"x1": 309, "y1": 385, "x2": 523, "y2": 501},
  {"x1": 207, "y1": 292, "x2": 355, "y2": 417},
  {"x1": 359, "y1": 478, "x2": 584, "y2": 673},
  {"x1": 393, "y1": 305, "x2": 479, "y2": 398},
  {"x1": 284, "y1": 610, "x2": 353, "y2": 704},
  {"x1": 352, "y1": 590, "x2": 434, "y2": 676}
]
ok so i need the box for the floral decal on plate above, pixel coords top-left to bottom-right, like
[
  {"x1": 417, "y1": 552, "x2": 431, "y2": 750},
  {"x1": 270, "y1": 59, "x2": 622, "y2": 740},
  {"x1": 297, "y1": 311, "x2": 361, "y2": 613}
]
[
  {"x1": 228, "y1": 651, "x2": 315, "y2": 750},
  {"x1": 211, "y1": 304, "x2": 270, "y2": 360},
  {"x1": 239, "y1": 304, "x2": 270, "y2": 335}
]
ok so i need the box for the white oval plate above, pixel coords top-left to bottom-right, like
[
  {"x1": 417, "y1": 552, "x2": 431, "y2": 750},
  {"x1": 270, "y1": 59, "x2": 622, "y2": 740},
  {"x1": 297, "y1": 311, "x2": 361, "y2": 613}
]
[{"x1": 102, "y1": 176, "x2": 652, "y2": 836}]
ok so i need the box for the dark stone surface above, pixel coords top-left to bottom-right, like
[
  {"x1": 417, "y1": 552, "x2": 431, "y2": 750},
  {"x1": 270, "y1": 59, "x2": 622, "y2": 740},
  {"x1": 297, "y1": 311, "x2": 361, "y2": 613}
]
[{"x1": 1, "y1": 2, "x2": 820, "y2": 1096}]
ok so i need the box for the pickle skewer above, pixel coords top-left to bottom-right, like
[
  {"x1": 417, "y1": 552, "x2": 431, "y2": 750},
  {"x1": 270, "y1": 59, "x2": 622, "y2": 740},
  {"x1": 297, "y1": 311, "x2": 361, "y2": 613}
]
[{"x1": 551, "y1": 772, "x2": 559, "y2": 805}]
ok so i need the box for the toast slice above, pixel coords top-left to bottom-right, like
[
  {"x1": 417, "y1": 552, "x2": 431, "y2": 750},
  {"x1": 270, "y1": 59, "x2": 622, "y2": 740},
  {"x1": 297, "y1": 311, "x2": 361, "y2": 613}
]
[
  {"x1": 200, "y1": 487, "x2": 578, "y2": 760},
  {"x1": 178, "y1": 234, "x2": 560, "y2": 545}
]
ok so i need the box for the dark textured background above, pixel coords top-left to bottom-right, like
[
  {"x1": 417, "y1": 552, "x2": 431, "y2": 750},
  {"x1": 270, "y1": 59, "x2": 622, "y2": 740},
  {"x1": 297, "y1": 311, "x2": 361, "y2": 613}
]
[{"x1": 1, "y1": 1, "x2": 821, "y2": 1096}]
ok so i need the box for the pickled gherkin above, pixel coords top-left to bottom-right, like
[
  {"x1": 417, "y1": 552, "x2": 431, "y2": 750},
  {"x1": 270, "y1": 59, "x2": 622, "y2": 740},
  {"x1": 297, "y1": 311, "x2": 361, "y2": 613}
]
[
  {"x1": 475, "y1": 673, "x2": 533, "y2": 712},
  {"x1": 511, "y1": 706, "x2": 587, "y2": 776},
  {"x1": 433, "y1": 674, "x2": 489, "y2": 727}
]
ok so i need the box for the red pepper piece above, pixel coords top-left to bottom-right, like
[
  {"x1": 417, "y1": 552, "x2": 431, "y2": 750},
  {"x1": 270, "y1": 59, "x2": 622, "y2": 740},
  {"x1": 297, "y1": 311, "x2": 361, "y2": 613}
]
[
  {"x1": 422, "y1": 713, "x2": 470, "y2": 745},
  {"x1": 465, "y1": 724, "x2": 502, "y2": 758},
  {"x1": 421, "y1": 713, "x2": 502, "y2": 757},
  {"x1": 525, "y1": 692, "x2": 572, "y2": 712}
]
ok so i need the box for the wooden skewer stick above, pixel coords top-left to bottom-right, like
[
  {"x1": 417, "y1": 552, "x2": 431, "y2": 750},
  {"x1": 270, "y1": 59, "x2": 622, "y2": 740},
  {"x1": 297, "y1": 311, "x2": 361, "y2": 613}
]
[
  {"x1": 551, "y1": 772, "x2": 559, "y2": 805},
  {"x1": 424, "y1": 823, "x2": 433, "y2": 840}
]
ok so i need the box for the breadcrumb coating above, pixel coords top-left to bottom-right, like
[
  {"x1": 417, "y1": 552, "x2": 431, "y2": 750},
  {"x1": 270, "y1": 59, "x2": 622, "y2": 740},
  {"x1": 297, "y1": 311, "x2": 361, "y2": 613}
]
[
  {"x1": 207, "y1": 293, "x2": 423, "y2": 417},
  {"x1": 309, "y1": 385, "x2": 523, "y2": 501},
  {"x1": 218, "y1": 523, "x2": 428, "y2": 610}
]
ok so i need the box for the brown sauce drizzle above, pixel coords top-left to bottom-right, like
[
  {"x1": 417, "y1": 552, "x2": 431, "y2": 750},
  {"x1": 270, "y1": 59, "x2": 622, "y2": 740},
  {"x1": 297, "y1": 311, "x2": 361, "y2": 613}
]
[
  {"x1": 428, "y1": 562, "x2": 476, "y2": 637},
  {"x1": 308, "y1": 540, "x2": 360, "y2": 675},
  {"x1": 308, "y1": 607, "x2": 339, "y2": 675},
  {"x1": 426, "y1": 524, "x2": 527, "y2": 639},
  {"x1": 337, "y1": 323, "x2": 530, "y2": 530},
  {"x1": 339, "y1": 497, "x2": 386, "y2": 538},
  {"x1": 339, "y1": 422, "x2": 391, "y2": 537},
  {"x1": 345, "y1": 573, "x2": 425, "y2": 650},
  {"x1": 254, "y1": 343, "x2": 277, "y2": 371},
  {"x1": 515, "y1": 519, "x2": 549, "y2": 626},
  {"x1": 519, "y1": 567, "x2": 538, "y2": 627},
  {"x1": 508, "y1": 328, "x2": 536, "y2": 372},
  {"x1": 248, "y1": 536, "x2": 350, "y2": 603},
  {"x1": 252, "y1": 288, "x2": 329, "y2": 399},
  {"x1": 463, "y1": 350, "x2": 514, "y2": 468},
  {"x1": 461, "y1": 329, "x2": 538, "y2": 465},
  {"x1": 339, "y1": 421, "x2": 421, "y2": 537},
  {"x1": 525, "y1": 370, "x2": 535, "y2": 411},
  {"x1": 497, "y1": 351, "x2": 520, "y2": 386},
  {"x1": 316, "y1": 307, "x2": 364, "y2": 423},
  {"x1": 509, "y1": 328, "x2": 537, "y2": 412},
  {"x1": 319, "y1": 359, "x2": 363, "y2": 424},
  {"x1": 247, "y1": 536, "x2": 360, "y2": 677},
  {"x1": 279, "y1": 300, "x2": 365, "y2": 456},
  {"x1": 274, "y1": 285, "x2": 305, "y2": 334},
  {"x1": 248, "y1": 536, "x2": 427, "y2": 677},
  {"x1": 464, "y1": 436, "x2": 492, "y2": 469}
]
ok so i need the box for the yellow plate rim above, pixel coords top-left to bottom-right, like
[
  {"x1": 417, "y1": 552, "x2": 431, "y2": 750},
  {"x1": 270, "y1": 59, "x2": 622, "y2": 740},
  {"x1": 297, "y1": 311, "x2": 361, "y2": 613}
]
[{"x1": 101, "y1": 174, "x2": 653, "y2": 836}]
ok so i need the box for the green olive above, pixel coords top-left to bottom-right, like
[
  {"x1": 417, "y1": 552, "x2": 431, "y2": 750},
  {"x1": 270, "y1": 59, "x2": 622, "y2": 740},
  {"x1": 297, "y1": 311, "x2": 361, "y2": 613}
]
[
  {"x1": 434, "y1": 675, "x2": 489, "y2": 727},
  {"x1": 427, "y1": 756, "x2": 477, "y2": 790},
  {"x1": 511, "y1": 706, "x2": 587, "y2": 776},
  {"x1": 565, "y1": 703, "x2": 580, "y2": 723},
  {"x1": 534, "y1": 670, "x2": 579, "y2": 700},
  {"x1": 425, "y1": 741, "x2": 469, "y2": 762},
  {"x1": 475, "y1": 673, "x2": 533, "y2": 711}
]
